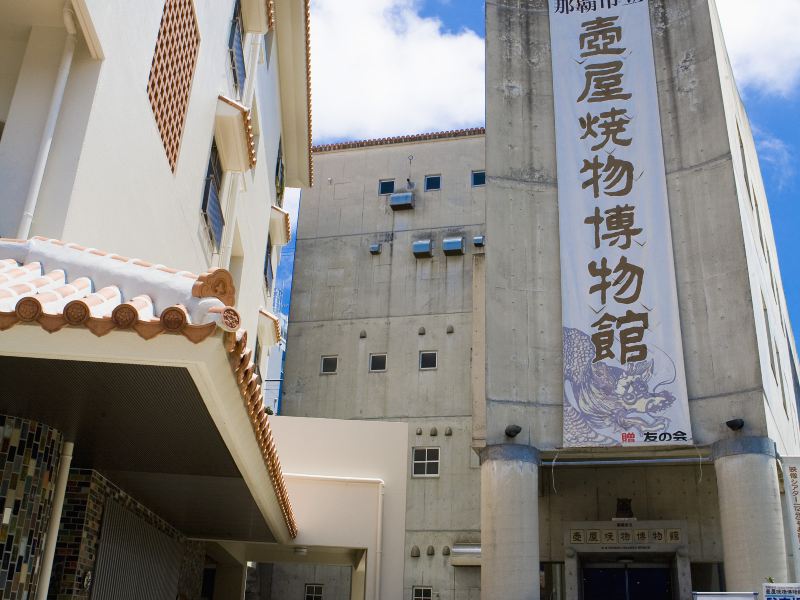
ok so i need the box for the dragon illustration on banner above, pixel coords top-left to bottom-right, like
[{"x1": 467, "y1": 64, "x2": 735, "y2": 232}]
[{"x1": 563, "y1": 327, "x2": 678, "y2": 446}]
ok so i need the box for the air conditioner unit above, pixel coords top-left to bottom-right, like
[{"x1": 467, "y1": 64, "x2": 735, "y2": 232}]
[{"x1": 389, "y1": 191, "x2": 415, "y2": 210}]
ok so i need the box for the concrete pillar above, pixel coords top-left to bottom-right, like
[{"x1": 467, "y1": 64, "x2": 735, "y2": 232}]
[
  {"x1": 480, "y1": 444, "x2": 540, "y2": 600},
  {"x1": 713, "y1": 436, "x2": 788, "y2": 592}
]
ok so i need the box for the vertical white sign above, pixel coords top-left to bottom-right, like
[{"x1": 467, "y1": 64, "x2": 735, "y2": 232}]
[
  {"x1": 549, "y1": 0, "x2": 691, "y2": 447},
  {"x1": 782, "y1": 458, "x2": 800, "y2": 580}
]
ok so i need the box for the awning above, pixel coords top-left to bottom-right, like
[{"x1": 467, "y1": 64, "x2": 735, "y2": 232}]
[
  {"x1": 0, "y1": 237, "x2": 297, "y2": 541},
  {"x1": 269, "y1": 205, "x2": 291, "y2": 246},
  {"x1": 215, "y1": 96, "x2": 257, "y2": 172}
]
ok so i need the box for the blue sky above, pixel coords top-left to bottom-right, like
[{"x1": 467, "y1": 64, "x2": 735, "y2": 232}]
[{"x1": 302, "y1": 0, "x2": 799, "y2": 329}]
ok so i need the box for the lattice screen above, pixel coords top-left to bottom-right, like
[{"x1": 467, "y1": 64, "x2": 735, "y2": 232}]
[{"x1": 147, "y1": 0, "x2": 200, "y2": 172}]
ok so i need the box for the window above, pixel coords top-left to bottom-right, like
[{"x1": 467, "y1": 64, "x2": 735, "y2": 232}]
[
  {"x1": 321, "y1": 356, "x2": 338, "y2": 374},
  {"x1": 471, "y1": 170, "x2": 486, "y2": 187},
  {"x1": 228, "y1": 0, "x2": 246, "y2": 98},
  {"x1": 413, "y1": 447, "x2": 439, "y2": 477},
  {"x1": 419, "y1": 351, "x2": 437, "y2": 370},
  {"x1": 412, "y1": 588, "x2": 432, "y2": 600},
  {"x1": 369, "y1": 354, "x2": 387, "y2": 372},
  {"x1": 379, "y1": 179, "x2": 395, "y2": 195},
  {"x1": 201, "y1": 140, "x2": 225, "y2": 250},
  {"x1": 264, "y1": 236, "x2": 274, "y2": 292},
  {"x1": 424, "y1": 175, "x2": 441, "y2": 191},
  {"x1": 146, "y1": 0, "x2": 200, "y2": 171},
  {"x1": 305, "y1": 584, "x2": 323, "y2": 600},
  {"x1": 275, "y1": 138, "x2": 285, "y2": 207}
]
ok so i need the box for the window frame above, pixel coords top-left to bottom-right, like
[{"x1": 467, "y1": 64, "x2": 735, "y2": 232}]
[
  {"x1": 304, "y1": 583, "x2": 323, "y2": 600},
  {"x1": 412, "y1": 587, "x2": 433, "y2": 600},
  {"x1": 419, "y1": 351, "x2": 438, "y2": 371},
  {"x1": 369, "y1": 353, "x2": 387, "y2": 373},
  {"x1": 228, "y1": 0, "x2": 246, "y2": 99},
  {"x1": 378, "y1": 179, "x2": 395, "y2": 196},
  {"x1": 424, "y1": 174, "x2": 441, "y2": 191},
  {"x1": 201, "y1": 140, "x2": 225, "y2": 251},
  {"x1": 320, "y1": 355, "x2": 338, "y2": 375},
  {"x1": 412, "y1": 447, "x2": 440, "y2": 478},
  {"x1": 263, "y1": 235, "x2": 274, "y2": 293},
  {"x1": 471, "y1": 170, "x2": 486, "y2": 187}
]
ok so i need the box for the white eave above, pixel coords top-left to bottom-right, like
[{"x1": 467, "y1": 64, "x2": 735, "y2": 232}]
[
  {"x1": 274, "y1": 0, "x2": 311, "y2": 188},
  {"x1": 215, "y1": 96, "x2": 257, "y2": 173},
  {"x1": 269, "y1": 205, "x2": 291, "y2": 246}
]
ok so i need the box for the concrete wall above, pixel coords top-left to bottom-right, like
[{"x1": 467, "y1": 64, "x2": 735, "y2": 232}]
[
  {"x1": 282, "y1": 136, "x2": 485, "y2": 598},
  {"x1": 270, "y1": 564, "x2": 351, "y2": 600},
  {"x1": 482, "y1": 0, "x2": 799, "y2": 451}
]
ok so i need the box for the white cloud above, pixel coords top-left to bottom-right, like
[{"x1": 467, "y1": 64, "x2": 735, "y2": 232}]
[
  {"x1": 753, "y1": 127, "x2": 795, "y2": 191},
  {"x1": 715, "y1": 0, "x2": 800, "y2": 96},
  {"x1": 310, "y1": 0, "x2": 484, "y2": 143}
]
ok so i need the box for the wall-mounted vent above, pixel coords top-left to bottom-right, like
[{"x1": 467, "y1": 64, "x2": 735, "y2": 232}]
[
  {"x1": 389, "y1": 191, "x2": 415, "y2": 210},
  {"x1": 412, "y1": 240, "x2": 433, "y2": 258},
  {"x1": 369, "y1": 243, "x2": 382, "y2": 255},
  {"x1": 442, "y1": 237, "x2": 465, "y2": 256},
  {"x1": 473, "y1": 235, "x2": 486, "y2": 247}
]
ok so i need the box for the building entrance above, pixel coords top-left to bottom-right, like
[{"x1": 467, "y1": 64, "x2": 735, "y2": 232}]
[{"x1": 582, "y1": 562, "x2": 672, "y2": 600}]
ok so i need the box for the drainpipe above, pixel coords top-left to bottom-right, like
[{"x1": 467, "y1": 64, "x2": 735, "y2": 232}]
[
  {"x1": 34, "y1": 440, "x2": 74, "y2": 600},
  {"x1": 374, "y1": 483, "x2": 384, "y2": 600},
  {"x1": 16, "y1": 7, "x2": 78, "y2": 239}
]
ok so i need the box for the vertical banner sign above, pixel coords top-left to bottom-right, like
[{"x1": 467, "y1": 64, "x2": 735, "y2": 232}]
[
  {"x1": 549, "y1": 0, "x2": 691, "y2": 447},
  {"x1": 781, "y1": 458, "x2": 800, "y2": 580}
]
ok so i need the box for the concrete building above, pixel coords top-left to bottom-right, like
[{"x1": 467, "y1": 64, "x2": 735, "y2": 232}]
[
  {"x1": 283, "y1": 1, "x2": 800, "y2": 599},
  {"x1": 0, "y1": 1, "x2": 404, "y2": 599}
]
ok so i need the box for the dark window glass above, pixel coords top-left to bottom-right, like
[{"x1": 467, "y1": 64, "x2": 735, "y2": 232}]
[
  {"x1": 369, "y1": 354, "x2": 387, "y2": 372},
  {"x1": 321, "y1": 356, "x2": 338, "y2": 374},
  {"x1": 264, "y1": 236, "x2": 273, "y2": 291},
  {"x1": 471, "y1": 170, "x2": 486, "y2": 187},
  {"x1": 202, "y1": 141, "x2": 225, "y2": 250},
  {"x1": 275, "y1": 139, "x2": 285, "y2": 207},
  {"x1": 420, "y1": 351, "x2": 437, "y2": 370},
  {"x1": 379, "y1": 179, "x2": 395, "y2": 195},
  {"x1": 228, "y1": 0, "x2": 246, "y2": 98},
  {"x1": 412, "y1": 447, "x2": 440, "y2": 477},
  {"x1": 424, "y1": 175, "x2": 441, "y2": 191}
]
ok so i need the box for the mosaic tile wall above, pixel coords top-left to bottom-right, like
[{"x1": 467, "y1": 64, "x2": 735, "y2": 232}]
[
  {"x1": 0, "y1": 415, "x2": 63, "y2": 600},
  {"x1": 48, "y1": 469, "x2": 204, "y2": 600}
]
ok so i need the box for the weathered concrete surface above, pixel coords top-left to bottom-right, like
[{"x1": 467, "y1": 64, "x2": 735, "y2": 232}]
[
  {"x1": 480, "y1": 446, "x2": 540, "y2": 600},
  {"x1": 715, "y1": 452, "x2": 788, "y2": 591}
]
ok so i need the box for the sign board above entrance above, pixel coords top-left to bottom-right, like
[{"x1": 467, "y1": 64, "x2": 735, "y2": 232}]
[{"x1": 548, "y1": 0, "x2": 691, "y2": 448}]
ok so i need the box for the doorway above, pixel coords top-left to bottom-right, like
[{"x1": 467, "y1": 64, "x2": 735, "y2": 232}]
[{"x1": 582, "y1": 562, "x2": 672, "y2": 600}]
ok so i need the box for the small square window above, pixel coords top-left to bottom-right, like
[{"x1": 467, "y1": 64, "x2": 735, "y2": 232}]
[
  {"x1": 305, "y1": 583, "x2": 323, "y2": 600},
  {"x1": 320, "y1": 356, "x2": 338, "y2": 374},
  {"x1": 412, "y1": 447, "x2": 439, "y2": 478},
  {"x1": 369, "y1": 353, "x2": 387, "y2": 372},
  {"x1": 471, "y1": 170, "x2": 486, "y2": 187},
  {"x1": 424, "y1": 175, "x2": 441, "y2": 191},
  {"x1": 379, "y1": 179, "x2": 395, "y2": 195},
  {"x1": 419, "y1": 351, "x2": 437, "y2": 370},
  {"x1": 412, "y1": 587, "x2": 433, "y2": 600}
]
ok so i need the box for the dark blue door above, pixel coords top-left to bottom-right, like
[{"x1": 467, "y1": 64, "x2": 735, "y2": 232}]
[{"x1": 583, "y1": 565, "x2": 671, "y2": 600}]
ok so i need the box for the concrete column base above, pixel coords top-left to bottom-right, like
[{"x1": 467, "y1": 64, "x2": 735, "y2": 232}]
[
  {"x1": 713, "y1": 436, "x2": 788, "y2": 592},
  {"x1": 480, "y1": 444, "x2": 540, "y2": 600}
]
